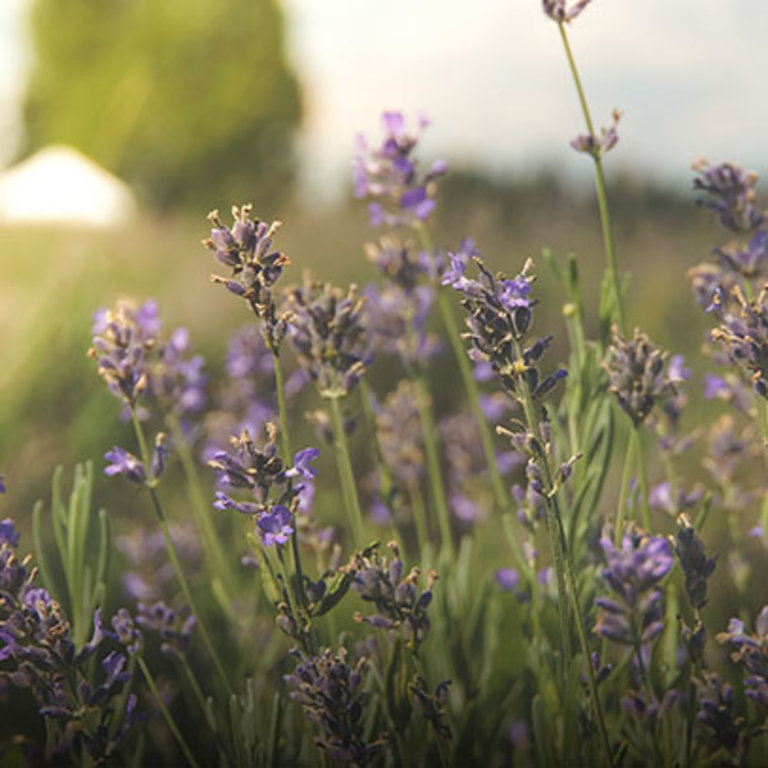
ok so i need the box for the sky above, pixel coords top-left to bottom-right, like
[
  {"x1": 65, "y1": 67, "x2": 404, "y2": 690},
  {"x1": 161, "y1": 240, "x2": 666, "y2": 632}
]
[{"x1": 1, "y1": 0, "x2": 767, "y2": 200}]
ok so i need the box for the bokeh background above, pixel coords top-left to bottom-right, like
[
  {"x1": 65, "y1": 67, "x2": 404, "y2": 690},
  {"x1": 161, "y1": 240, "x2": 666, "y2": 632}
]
[{"x1": 0, "y1": 0, "x2": 761, "y2": 535}]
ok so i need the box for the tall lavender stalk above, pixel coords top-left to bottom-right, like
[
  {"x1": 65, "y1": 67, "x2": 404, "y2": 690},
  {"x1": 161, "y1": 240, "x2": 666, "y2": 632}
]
[{"x1": 542, "y1": 0, "x2": 626, "y2": 335}]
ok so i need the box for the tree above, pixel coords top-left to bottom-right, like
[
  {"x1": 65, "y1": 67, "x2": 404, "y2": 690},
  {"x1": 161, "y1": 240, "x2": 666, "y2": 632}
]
[{"x1": 21, "y1": 0, "x2": 302, "y2": 211}]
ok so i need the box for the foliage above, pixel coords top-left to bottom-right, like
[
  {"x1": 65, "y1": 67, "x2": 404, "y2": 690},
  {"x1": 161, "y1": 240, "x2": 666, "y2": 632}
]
[{"x1": 21, "y1": 0, "x2": 301, "y2": 210}]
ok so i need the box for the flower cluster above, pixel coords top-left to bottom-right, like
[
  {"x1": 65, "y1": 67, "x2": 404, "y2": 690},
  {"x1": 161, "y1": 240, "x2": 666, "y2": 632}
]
[
  {"x1": 284, "y1": 647, "x2": 384, "y2": 765},
  {"x1": 104, "y1": 432, "x2": 168, "y2": 487},
  {"x1": 90, "y1": 299, "x2": 206, "y2": 422},
  {"x1": 285, "y1": 280, "x2": 371, "y2": 398},
  {"x1": 604, "y1": 327, "x2": 680, "y2": 427},
  {"x1": 373, "y1": 380, "x2": 424, "y2": 487},
  {"x1": 594, "y1": 527, "x2": 674, "y2": 646},
  {"x1": 205, "y1": 205, "x2": 291, "y2": 350},
  {"x1": 351, "y1": 542, "x2": 436, "y2": 652},
  {"x1": 0, "y1": 522, "x2": 137, "y2": 761},
  {"x1": 711, "y1": 285, "x2": 768, "y2": 399},
  {"x1": 444, "y1": 252, "x2": 567, "y2": 404},
  {"x1": 208, "y1": 425, "x2": 318, "y2": 547},
  {"x1": 717, "y1": 605, "x2": 768, "y2": 709},
  {"x1": 135, "y1": 601, "x2": 195, "y2": 658},
  {"x1": 354, "y1": 111, "x2": 446, "y2": 228},
  {"x1": 692, "y1": 159, "x2": 764, "y2": 234}
]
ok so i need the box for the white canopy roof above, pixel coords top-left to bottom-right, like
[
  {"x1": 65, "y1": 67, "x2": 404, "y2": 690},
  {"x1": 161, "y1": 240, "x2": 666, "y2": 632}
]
[{"x1": 0, "y1": 145, "x2": 137, "y2": 227}]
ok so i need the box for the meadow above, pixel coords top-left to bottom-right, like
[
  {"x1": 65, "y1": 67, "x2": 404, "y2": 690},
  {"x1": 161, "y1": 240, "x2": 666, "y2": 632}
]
[{"x1": 0, "y1": 2, "x2": 766, "y2": 766}]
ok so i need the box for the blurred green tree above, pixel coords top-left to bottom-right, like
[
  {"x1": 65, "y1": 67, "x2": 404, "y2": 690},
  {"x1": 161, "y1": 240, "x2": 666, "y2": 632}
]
[{"x1": 21, "y1": 0, "x2": 302, "y2": 211}]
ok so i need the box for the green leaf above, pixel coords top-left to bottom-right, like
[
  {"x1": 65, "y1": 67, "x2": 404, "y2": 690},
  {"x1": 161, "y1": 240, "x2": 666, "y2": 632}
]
[{"x1": 312, "y1": 570, "x2": 353, "y2": 617}]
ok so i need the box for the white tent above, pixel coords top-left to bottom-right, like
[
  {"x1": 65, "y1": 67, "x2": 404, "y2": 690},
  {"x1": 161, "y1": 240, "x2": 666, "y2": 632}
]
[{"x1": 0, "y1": 145, "x2": 137, "y2": 227}]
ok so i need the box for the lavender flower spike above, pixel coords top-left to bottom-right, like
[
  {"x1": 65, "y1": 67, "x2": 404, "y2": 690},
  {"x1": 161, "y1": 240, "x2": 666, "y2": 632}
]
[{"x1": 355, "y1": 111, "x2": 446, "y2": 228}]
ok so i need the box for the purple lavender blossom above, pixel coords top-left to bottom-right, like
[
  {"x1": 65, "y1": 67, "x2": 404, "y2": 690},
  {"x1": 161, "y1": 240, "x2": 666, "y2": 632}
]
[
  {"x1": 352, "y1": 541, "x2": 436, "y2": 652},
  {"x1": 365, "y1": 236, "x2": 429, "y2": 291},
  {"x1": 0, "y1": 518, "x2": 19, "y2": 547},
  {"x1": 0, "y1": 475, "x2": 5, "y2": 493},
  {"x1": 205, "y1": 206, "x2": 291, "y2": 350},
  {"x1": 711, "y1": 285, "x2": 768, "y2": 399},
  {"x1": 605, "y1": 327, "x2": 678, "y2": 427},
  {"x1": 257, "y1": 504, "x2": 294, "y2": 547},
  {"x1": 286, "y1": 448, "x2": 320, "y2": 480},
  {"x1": 285, "y1": 280, "x2": 371, "y2": 398},
  {"x1": 716, "y1": 229, "x2": 768, "y2": 279},
  {"x1": 570, "y1": 109, "x2": 622, "y2": 159},
  {"x1": 692, "y1": 159, "x2": 764, "y2": 233},
  {"x1": 285, "y1": 647, "x2": 383, "y2": 765},
  {"x1": 717, "y1": 606, "x2": 768, "y2": 708},
  {"x1": 135, "y1": 601, "x2": 195, "y2": 657},
  {"x1": 104, "y1": 446, "x2": 147, "y2": 484},
  {"x1": 496, "y1": 568, "x2": 519, "y2": 592},
  {"x1": 594, "y1": 527, "x2": 673, "y2": 646},
  {"x1": 448, "y1": 255, "x2": 567, "y2": 404},
  {"x1": 542, "y1": 0, "x2": 593, "y2": 22},
  {"x1": 354, "y1": 111, "x2": 446, "y2": 228}
]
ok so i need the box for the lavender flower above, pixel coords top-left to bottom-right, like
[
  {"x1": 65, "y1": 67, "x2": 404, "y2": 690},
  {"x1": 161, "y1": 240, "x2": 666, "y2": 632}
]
[
  {"x1": 0, "y1": 475, "x2": 5, "y2": 493},
  {"x1": 695, "y1": 673, "x2": 744, "y2": 754},
  {"x1": 135, "y1": 601, "x2": 195, "y2": 657},
  {"x1": 542, "y1": 0, "x2": 593, "y2": 22},
  {"x1": 90, "y1": 299, "x2": 207, "y2": 422},
  {"x1": 365, "y1": 236, "x2": 430, "y2": 291},
  {"x1": 571, "y1": 109, "x2": 622, "y2": 159},
  {"x1": 0, "y1": 518, "x2": 19, "y2": 547},
  {"x1": 692, "y1": 159, "x2": 764, "y2": 234},
  {"x1": 674, "y1": 517, "x2": 717, "y2": 610},
  {"x1": 717, "y1": 606, "x2": 768, "y2": 708},
  {"x1": 711, "y1": 285, "x2": 768, "y2": 399},
  {"x1": 716, "y1": 229, "x2": 768, "y2": 280},
  {"x1": 605, "y1": 327, "x2": 678, "y2": 427},
  {"x1": 363, "y1": 283, "x2": 440, "y2": 368},
  {"x1": 354, "y1": 111, "x2": 446, "y2": 228},
  {"x1": 594, "y1": 527, "x2": 674, "y2": 646},
  {"x1": 373, "y1": 380, "x2": 424, "y2": 486},
  {"x1": 351, "y1": 541, "x2": 436, "y2": 652},
  {"x1": 257, "y1": 504, "x2": 294, "y2": 547},
  {"x1": 285, "y1": 280, "x2": 371, "y2": 398},
  {"x1": 205, "y1": 205, "x2": 291, "y2": 350},
  {"x1": 104, "y1": 433, "x2": 167, "y2": 486},
  {"x1": 446, "y1": 254, "x2": 567, "y2": 404},
  {"x1": 0, "y1": 526, "x2": 136, "y2": 761},
  {"x1": 284, "y1": 647, "x2": 383, "y2": 765}
]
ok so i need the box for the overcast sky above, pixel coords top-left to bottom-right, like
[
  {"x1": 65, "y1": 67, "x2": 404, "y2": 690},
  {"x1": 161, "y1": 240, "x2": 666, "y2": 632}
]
[{"x1": 2, "y1": 0, "x2": 766, "y2": 199}]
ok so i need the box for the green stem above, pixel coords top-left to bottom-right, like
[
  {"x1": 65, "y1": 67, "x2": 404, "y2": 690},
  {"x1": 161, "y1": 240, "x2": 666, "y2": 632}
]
[
  {"x1": 756, "y1": 399, "x2": 768, "y2": 545},
  {"x1": 513, "y1": 344, "x2": 613, "y2": 766},
  {"x1": 167, "y1": 415, "x2": 238, "y2": 596},
  {"x1": 615, "y1": 434, "x2": 636, "y2": 546},
  {"x1": 414, "y1": 376, "x2": 455, "y2": 559},
  {"x1": 328, "y1": 396, "x2": 366, "y2": 547},
  {"x1": 436, "y1": 288, "x2": 510, "y2": 510},
  {"x1": 633, "y1": 427, "x2": 651, "y2": 530},
  {"x1": 408, "y1": 481, "x2": 430, "y2": 555},
  {"x1": 273, "y1": 352, "x2": 293, "y2": 463},
  {"x1": 557, "y1": 21, "x2": 625, "y2": 335},
  {"x1": 149, "y1": 488, "x2": 234, "y2": 698},
  {"x1": 137, "y1": 655, "x2": 201, "y2": 768}
]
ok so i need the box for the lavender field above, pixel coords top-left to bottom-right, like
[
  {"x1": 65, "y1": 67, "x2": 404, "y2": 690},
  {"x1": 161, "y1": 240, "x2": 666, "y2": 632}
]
[{"x1": 1, "y1": 2, "x2": 767, "y2": 766}]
